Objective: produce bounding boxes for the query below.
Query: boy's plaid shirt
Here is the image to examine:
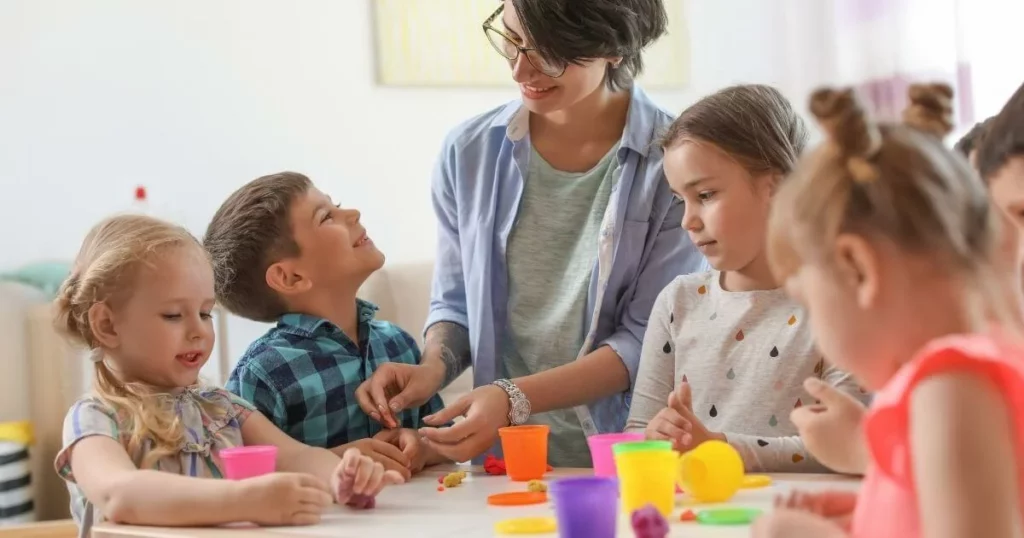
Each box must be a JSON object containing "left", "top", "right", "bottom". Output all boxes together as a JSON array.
[{"left": 226, "top": 300, "right": 445, "bottom": 447}]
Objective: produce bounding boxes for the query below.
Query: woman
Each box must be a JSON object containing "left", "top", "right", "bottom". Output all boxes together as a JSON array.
[{"left": 355, "top": 0, "right": 704, "bottom": 466}]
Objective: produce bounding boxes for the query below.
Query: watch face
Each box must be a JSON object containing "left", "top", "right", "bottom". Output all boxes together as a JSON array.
[{"left": 511, "top": 400, "right": 531, "bottom": 424}]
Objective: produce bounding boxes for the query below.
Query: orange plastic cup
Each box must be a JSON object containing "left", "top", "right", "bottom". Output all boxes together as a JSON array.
[{"left": 499, "top": 425, "right": 550, "bottom": 481}]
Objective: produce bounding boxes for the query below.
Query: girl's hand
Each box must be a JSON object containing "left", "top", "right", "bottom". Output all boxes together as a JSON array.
[
  {"left": 645, "top": 406, "right": 692, "bottom": 451},
  {"left": 752, "top": 508, "right": 849, "bottom": 538},
  {"left": 241, "top": 472, "right": 332, "bottom": 526},
  {"left": 664, "top": 382, "right": 726, "bottom": 451},
  {"left": 417, "top": 384, "right": 511, "bottom": 463},
  {"left": 331, "top": 448, "right": 406, "bottom": 508},
  {"left": 790, "top": 378, "right": 868, "bottom": 475},
  {"left": 776, "top": 490, "right": 857, "bottom": 527}
]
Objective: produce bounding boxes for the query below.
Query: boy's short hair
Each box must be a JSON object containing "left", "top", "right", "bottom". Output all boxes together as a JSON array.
[
  {"left": 978, "top": 82, "right": 1024, "bottom": 181},
  {"left": 953, "top": 117, "right": 992, "bottom": 159},
  {"left": 204, "top": 172, "right": 312, "bottom": 322}
]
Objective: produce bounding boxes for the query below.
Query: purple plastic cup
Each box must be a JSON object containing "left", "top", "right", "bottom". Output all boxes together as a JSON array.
[
  {"left": 550, "top": 476, "right": 619, "bottom": 538},
  {"left": 219, "top": 445, "right": 277, "bottom": 480},
  {"left": 587, "top": 432, "right": 645, "bottom": 477}
]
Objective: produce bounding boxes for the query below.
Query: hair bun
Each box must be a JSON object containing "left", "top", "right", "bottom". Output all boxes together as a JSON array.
[
  {"left": 810, "top": 88, "right": 881, "bottom": 158},
  {"left": 809, "top": 87, "right": 882, "bottom": 183},
  {"left": 903, "top": 83, "right": 954, "bottom": 138}
]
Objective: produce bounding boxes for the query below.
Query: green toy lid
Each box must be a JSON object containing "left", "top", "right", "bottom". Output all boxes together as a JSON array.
[
  {"left": 696, "top": 508, "right": 763, "bottom": 525},
  {"left": 611, "top": 440, "right": 673, "bottom": 455}
]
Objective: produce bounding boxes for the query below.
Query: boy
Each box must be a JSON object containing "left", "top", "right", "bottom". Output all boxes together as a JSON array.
[
  {"left": 979, "top": 83, "right": 1024, "bottom": 314},
  {"left": 954, "top": 117, "right": 993, "bottom": 168},
  {"left": 204, "top": 172, "right": 447, "bottom": 478},
  {"left": 980, "top": 83, "right": 1024, "bottom": 216}
]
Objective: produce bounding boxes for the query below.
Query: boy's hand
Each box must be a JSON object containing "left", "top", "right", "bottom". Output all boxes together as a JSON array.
[
  {"left": 374, "top": 428, "right": 427, "bottom": 473},
  {"left": 791, "top": 378, "right": 868, "bottom": 475},
  {"left": 647, "top": 381, "right": 724, "bottom": 452},
  {"left": 241, "top": 472, "right": 332, "bottom": 526},
  {"left": 339, "top": 438, "right": 412, "bottom": 480},
  {"left": 331, "top": 448, "right": 406, "bottom": 508}
]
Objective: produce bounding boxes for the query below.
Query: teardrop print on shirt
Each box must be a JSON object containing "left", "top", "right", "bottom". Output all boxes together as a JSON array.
[
  {"left": 813, "top": 358, "right": 824, "bottom": 376},
  {"left": 794, "top": 398, "right": 803, "bottom": 409},
  {"left": 735, "top": 329, "right": 744, "bottom": 341},
  {"left": 670, "top": 312, "right": 674, "bottom": 323},
  {"left": 757, "top": 439, "right": 769, "bottom": 447},
  {"left": 788, "top": 315, "right": 797, "bottom": 326},
  {"left": 709, "top": 405, "right": 718, "bottom": 418},
  {"left": 769, "top": 414, "right": 778, "bottom": 427},
  {"left": 697, "top": 285, "right": 707, "bottom": 295},
  {"left": 682, "top": 374, "right": 688, "bottom": 383},
  {"left": 792, "top": 453, "right": 805, "bottom": 463},
  {"left": 726, "top": 368, "right": 736, "bottom": 380},
  {"left": 710, "top": 312, "right": 717, "bottom": 320},
  {"left": 769, "top": 346, "right": 779, "bottom": 358},
  {"left": 663, "top": 342, "right": 672, "bottom": 354}
]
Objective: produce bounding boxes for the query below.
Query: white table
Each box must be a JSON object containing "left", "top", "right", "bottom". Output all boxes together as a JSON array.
[{"left": 93, "top": 465, "right": 861, "bottom": 537}]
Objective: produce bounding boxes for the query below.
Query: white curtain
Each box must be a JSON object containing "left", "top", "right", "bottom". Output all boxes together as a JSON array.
[{"left": 773, "top": 0, "right": 1023, "bottom": 136}]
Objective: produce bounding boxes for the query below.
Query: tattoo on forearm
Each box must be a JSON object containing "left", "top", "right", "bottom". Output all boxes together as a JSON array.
[{"left": 426, "top": 322, "right": 472, "bottom": 387}]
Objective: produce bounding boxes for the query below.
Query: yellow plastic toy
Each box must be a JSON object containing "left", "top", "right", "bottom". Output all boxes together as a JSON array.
[
  {"left": 741, "top": 474, "right": 773, "bottom": 489},
  {"left": 676, "top": 440, "right": 744, "bottom": 503},
  {"left": 613, "top": 441, "right": 678, "bottom": 517}
]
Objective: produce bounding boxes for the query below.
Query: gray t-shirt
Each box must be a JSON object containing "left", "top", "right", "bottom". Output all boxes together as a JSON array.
[
  {"left": 625, "top": 271, "right": 868, "bottom": 472},
  {"left": 502, "top": 144, "right": 618, "bottom": 467}
]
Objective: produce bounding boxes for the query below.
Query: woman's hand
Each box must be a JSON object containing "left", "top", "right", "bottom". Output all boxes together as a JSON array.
[
  {"left": 417, "top": 385, "right": 511, "bottom": 463},
  {"left": 355, "top": 362, "right": 445, "bottom": 427}
]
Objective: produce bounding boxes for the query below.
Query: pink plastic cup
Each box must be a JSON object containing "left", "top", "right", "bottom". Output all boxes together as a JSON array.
[
  {"left": 219, "top": 445, "right": 278, "bottom": 480},
  {"left": 586, "top": 433, "right": 645, "bottom": 477}
]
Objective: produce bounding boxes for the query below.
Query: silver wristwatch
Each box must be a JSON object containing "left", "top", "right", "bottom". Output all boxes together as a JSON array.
[{"left": 492, "top": 378, "right": 531, "bottom": 426}]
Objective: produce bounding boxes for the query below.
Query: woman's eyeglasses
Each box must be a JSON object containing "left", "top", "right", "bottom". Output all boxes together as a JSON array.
[{"left": 482, "top": 5, "right": 567, "bottom": 78}]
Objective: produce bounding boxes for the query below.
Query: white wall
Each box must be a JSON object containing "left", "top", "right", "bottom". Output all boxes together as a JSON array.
[
  {"left": 1, "top": 0, "right": 800, "bottom": 365},
  {"left": 9, "top": 1, "right": 1015, "bottom": 374}
]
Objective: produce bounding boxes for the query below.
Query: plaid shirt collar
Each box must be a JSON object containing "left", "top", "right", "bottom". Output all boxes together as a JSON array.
[{"left": 275, "top": 299, "right": 379, "bottom": 338}]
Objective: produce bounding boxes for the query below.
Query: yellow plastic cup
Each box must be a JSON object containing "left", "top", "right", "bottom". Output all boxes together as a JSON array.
[
  {"left": 676, "top": 440, "right": 744, "bottom": 503},
  {"left": 612, "top": 441, "right": 678, "bottom": 517}
]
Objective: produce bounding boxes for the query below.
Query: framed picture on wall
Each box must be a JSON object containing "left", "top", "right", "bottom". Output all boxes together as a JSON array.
[{"left": 371, "top": 0, "right": 689, "bottom": 89}]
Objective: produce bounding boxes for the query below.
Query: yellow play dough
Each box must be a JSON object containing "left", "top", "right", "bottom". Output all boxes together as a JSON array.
[{"left": 495, "top": 517, "right": 557, "bottom": 534}]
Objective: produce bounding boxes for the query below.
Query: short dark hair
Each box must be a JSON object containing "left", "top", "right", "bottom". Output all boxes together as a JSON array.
[
  {"left": 660, "top": 84, "right": 808, "bottom": 176},
  {"left": 203, "top": 172, "right": 311, "bottom": 322},
  {"left": 511, "top": 0, "right": 668, "bottom": 91},
  {"left": 977, "top": 81, "right": 1024, "bottom": 181},
  {"left": 954, "top": 117, "right": 993, "bottom": 159}
]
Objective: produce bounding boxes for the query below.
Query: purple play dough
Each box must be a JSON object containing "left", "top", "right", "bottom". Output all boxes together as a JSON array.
[
  {"left": 346, "top": 494, "right": 376, "bottom": 509},
  {"left": 630, "top": 504, "right": 669, "bottom": 538}
]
